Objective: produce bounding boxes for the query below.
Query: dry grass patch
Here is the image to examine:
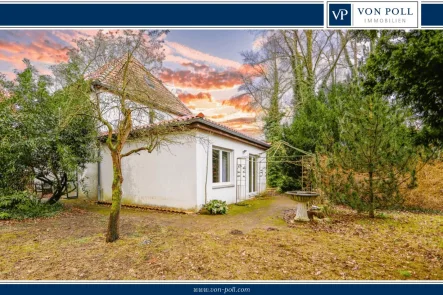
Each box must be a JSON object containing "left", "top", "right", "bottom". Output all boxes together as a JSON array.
[
  {"left": 402, "top": 160, "right": 443, "bottom": 211},
  {"left": 0, "top": 196, "right": 442, "bottom": 280}
]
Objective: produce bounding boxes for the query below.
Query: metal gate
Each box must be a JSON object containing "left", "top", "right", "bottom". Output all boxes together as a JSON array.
[
  {"left": 236, "top": 156, "right": 267, "bottom": 203},
  {"left": 236, "top": 158, "right": 247, "bottom": 202}
]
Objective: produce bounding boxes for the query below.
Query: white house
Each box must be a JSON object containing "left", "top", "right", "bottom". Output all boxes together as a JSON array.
[{"left": 80, "top": 56, "right": 270, "bottom": 211}]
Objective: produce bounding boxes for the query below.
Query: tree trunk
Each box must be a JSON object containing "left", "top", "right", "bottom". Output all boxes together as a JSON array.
[
  {"left": 338, "top": 31, "right": 357, "bottom": 79},
  {"left": 368, "top": 170, "right": 375, "bottom": 218},
  {"left": 267, "top": 56, "right": 281, "bottom": 142},
  {"left": 47, "top": 173, "right": 67, "bottom": 205},
  {"left": 305, "top": 30, "right": 315, "bottom": 97},
  {"left": 106, "top": 152, "right": 123, "bottom": 243},
  {"left": 289, "top": 30, "right": 304, "bottom": 109}
]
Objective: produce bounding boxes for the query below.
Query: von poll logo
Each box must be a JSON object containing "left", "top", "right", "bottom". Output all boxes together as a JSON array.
[
  {"left": 328, "top": 2, "right": 418, "bottom": 28},
  {"left": 332, "top": 9, "right": 348, "bottom": 20},
  {"left": 329, "top": 3, "right": 352, "bottom": 26}
]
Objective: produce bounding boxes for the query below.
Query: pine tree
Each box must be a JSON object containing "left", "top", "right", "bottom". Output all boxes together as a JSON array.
[{"left": 333, "top": 95, "right": 416, "bottom": 217}]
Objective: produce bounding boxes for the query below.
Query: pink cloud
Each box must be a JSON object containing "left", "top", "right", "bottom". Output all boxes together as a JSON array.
[
  {"left": 0, "top": 30, "right": 126, "bottom": 74},
  {"left": 0, "top": 40, "right": 24, "bottom": 54},
  {"left": 0, "top": 30, "right": 265, "bottom": 137},
  {"left": 51, "top": 31, "right": 86, "bottom": 46},
  {"left": 177, "top": 91, "right": 213, "bottom": 104},
  {"left": 160, "top": 67, "right": 244, "bottom": 90},
  {"left": 164, "top": 54, "right": 193, "bottom": 65},
  {"left": 3, "top": 71, "right": 15, "bottom": 80},
  {"left": 222, "top": 93, "right": 255, "bottom": 113},
  {"left": 220, "top": 116, "right": 260, "bottom": 136},
  {"left": 0, "top": 31, "right": 70, "bottom": 71},
  {"left": 180, "top": 62, "right": 210, "bottom": 72}
]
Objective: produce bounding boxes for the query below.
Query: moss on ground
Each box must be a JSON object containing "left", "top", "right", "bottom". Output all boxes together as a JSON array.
[{"left": 227, "top": 198, "right": 273, "bottom": 215}]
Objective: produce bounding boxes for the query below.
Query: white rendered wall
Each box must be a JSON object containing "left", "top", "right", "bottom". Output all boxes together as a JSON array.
[
  {"left": 78, "top": 162, "right": 98, "bottom": 199},
  {"left": 195, "top": 130, "right": 267, "bottom": 208},
  {"left": 79, "top": 130, "right": 267, "bottom": 211},
  {"left": 85, "top": 136, "right": 198, "bottom": 210}
]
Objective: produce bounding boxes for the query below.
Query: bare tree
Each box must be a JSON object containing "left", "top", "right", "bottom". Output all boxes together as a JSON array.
[
  {"left": 53, "top": 30, "right": 194, "bottom": 242},
  {"left": 240, "top": 34, "right": 292, "bottom": 141},
  {"left": 278, "top": 30, "right": 356, "bottom": 105}
]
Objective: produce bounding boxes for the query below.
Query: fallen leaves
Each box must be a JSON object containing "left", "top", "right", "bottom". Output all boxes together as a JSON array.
[{"left": 0, "top": 197, "right": 442, "bottom": 280}]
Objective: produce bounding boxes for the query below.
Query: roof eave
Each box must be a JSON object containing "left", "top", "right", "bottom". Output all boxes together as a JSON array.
[
  {"left": 188, "top": 118, "right": 270, "bottom": 150},
  {"left": 98, "top": 115, "right": 270, "bottom": 150}
]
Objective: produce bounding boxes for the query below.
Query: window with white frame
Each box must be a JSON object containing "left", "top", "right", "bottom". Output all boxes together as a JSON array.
[{"left": 212, "top": 148, "right": 232, "bottom": 183}]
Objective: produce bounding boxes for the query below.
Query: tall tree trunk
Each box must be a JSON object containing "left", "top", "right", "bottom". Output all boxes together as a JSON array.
[
  {"left": 266, "top": 56, "right": 281, "bottom": 142},
  {"left": 289, "top": 50, "right": 299, "bottom": 108},
  {"left": 106, "top": 152, "right": 123, "bottom": 243},
  {"left": 368, "top": 170, "right": 375, "bottom": 218},
  {"left": 338, "top": 30, "right": 357, "bottom": 79},
  {"left": 285, "top": 30, "right": 304, "bottom": 109},
  {"left": 265, "top": 54, "right": 283, "bottom": 188},
  {"left": 305, "top": 30, "right": 315, "bottom": 96}
]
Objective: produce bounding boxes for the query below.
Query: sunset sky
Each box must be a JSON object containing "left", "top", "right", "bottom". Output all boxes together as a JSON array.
[{"left": 0, "top": 30, "right": 263, "bottom": 137}]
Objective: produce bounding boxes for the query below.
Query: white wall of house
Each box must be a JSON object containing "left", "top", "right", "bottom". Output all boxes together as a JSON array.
[
  {"left": 78, "top": 162, "right": 98, "bottom": 200},
  {"left": 98, "top": 136, "right": 198, "bottom": 210},
  {"left": 79, "top": 129, "right": 267, "bottom": 211},
  {"left": 80, "top": 92, "right": 180, "bottom": 200},
  {"left": 195, "top": 130, "right": 267, "bottom": 208}
]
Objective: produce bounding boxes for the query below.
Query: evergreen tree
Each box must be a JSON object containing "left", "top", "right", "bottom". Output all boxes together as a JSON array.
[
  {"left": 332, "top": 94, "right": 417, "bottom": 217},
  {"left": 364, "top": 30, "right": 443, "bottom": 144},
  {"left": 279, "top": 84, "right": 351, "bottom": 191}
]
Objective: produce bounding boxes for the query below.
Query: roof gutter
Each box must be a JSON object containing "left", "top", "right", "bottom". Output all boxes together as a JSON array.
[
  {"left": 192, "top": 118, "right": 271, "bottom": 150},
  {"left": 96, "top": 113, "right": 271, "bottom": 150}
]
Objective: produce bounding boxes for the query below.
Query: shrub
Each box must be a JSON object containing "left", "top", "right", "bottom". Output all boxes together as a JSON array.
[
  {"left": 0, "top": 190, "right": 63, "bottom": 220},
  {"left": 204, "top": 200, "right": 228, "bottom": 215},
  {"left": 0, "top": 212, "right": 11, "bottom": 219}
]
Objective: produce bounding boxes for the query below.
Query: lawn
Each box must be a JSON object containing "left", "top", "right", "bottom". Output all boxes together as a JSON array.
[{"left": 0, "top": 195, "right": 442, "bottom": 280}]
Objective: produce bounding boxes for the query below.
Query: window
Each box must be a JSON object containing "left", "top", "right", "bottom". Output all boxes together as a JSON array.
[{"left": 212, "top": 148, "right": 232, "bottom": 183}]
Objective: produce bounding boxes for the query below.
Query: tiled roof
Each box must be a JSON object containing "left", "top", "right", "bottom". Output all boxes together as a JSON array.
[
  {"left": 127, "top": 113, "right": 271, "bottom": 149},
  {"left": 88, "top": 55, "right": 192, "bottom": 117}
]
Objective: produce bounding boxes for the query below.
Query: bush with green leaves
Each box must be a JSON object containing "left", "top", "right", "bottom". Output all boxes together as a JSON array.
[
  {"left": 0, "top": 62, "right": 98, "bottom": 204},
  {"left": 0, "top": 190, "right": 63, "bottom": 220},
  {"left": 204, "top": 200, "right": 228, "bottom": 215}
]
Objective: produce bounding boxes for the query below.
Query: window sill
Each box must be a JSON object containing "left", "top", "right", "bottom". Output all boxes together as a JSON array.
[{"left": 212, "top": 183, "right": 235, "bottom": 189}]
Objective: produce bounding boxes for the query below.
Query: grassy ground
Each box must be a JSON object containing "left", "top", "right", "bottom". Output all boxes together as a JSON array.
[{"left": 0, "top": 195, "right": 442, "bottom": 280}]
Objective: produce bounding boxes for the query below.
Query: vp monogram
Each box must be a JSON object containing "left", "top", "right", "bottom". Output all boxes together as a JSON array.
[{"left": 332, "top": 9, "right": 349, "bottom": 20}]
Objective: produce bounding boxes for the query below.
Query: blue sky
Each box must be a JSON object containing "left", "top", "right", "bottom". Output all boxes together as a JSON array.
[{"left": 167, "top": 30, "right": 256, "bottom": 63}]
